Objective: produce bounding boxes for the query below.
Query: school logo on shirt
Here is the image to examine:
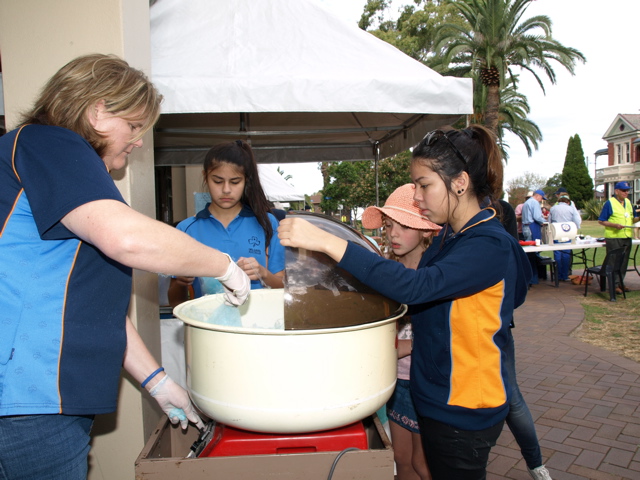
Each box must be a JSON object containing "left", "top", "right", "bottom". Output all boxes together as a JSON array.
[{"left": 248, "top": 236, "right": 262, "bottom": 255}]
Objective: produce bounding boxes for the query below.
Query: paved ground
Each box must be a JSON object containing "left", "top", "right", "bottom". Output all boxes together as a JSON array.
[{"left": 487, "top": 270, "right": 640, "bottom": 479}]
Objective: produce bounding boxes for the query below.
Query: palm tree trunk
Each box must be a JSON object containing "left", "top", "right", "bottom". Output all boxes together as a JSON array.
[{"left": 484, "top": 84, "right": 500, "bottom": 134}]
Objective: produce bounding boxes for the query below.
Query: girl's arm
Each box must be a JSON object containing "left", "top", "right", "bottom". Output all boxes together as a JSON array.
[
  {"left": 397, "top": 339, "right": 412, "bottom": 359},
  {"left": 277, "top": 218, "right": 348, "bottom": 262}
]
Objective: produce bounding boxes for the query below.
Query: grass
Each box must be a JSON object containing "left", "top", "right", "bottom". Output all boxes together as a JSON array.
[
  {"left": 574, "top": 289, "right": 640, "bottom": 363},
  {"left": 565, "top": 220, "right": 640, "bottom": 362}
]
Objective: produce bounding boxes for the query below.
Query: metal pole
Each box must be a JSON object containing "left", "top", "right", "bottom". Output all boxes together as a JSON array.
[{"left": 375, "top": 144, "right": 380, "bottom": 207}]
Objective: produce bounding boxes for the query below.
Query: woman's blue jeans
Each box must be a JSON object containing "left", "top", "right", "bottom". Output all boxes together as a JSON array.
[
  {"left": 0, "top": 414, "right": 94, "bottom": 480},
  {"left": 505, "top": 329, "right": 543, "bottom": 469}
]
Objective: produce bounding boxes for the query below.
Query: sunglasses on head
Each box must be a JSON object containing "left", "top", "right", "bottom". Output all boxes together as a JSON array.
[{"left": 421, "top": 129, "right": 467, "bottom": 165}]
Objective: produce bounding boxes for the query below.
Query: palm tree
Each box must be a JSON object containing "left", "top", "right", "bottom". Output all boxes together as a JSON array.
[
  {"left": 497, "top": 81, "right": 542, "bottom": 158},
  {"left": 471, "top": 77, "right": 542, "bottom": 159},
  {"left": 433, "top": 0, "right": 586, "bottom": 133}
]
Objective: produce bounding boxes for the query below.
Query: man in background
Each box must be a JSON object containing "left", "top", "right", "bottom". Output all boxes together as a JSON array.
[
  {"left": 515, "top": 191, "right": 532, "bottom": 241},
  {"left": 522, "top": 189, "right": 548, "bottom": 243},
  {"left": 522, "top": 189, "right": 548, "bottom": 285},
  {"left": 598, "top": 181, "right": 639, "bottom": 293}
]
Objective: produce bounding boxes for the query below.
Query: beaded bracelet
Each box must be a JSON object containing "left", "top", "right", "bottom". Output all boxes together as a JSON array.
[{"left": 141, "top": 367, "right": 165, "bottom": 388}]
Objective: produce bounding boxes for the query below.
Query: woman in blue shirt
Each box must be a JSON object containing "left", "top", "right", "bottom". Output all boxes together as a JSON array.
[
  {"left": 169, "top": 141, "right": 285, "bottom": 304},
  {"left": 0, "top": 54, "right": 250, "bottom": 480},
  {"left": 279, "top": 125, "right": 532, "bottom": 480}
]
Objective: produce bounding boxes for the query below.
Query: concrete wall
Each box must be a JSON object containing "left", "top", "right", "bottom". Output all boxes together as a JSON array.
[{"left": 0, "top": 1, "right": 162, "bottom": 478}]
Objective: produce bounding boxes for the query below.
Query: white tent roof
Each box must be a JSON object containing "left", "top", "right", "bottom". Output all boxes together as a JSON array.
[
  {"left": 150, "top": 0, "right": 473, "bottom": 166},
  {"left": 194, "top": 163, "right": 304, "bottom": 211},
  {"left": 257, "top": 164, "right": 305, "bottom": 202}
]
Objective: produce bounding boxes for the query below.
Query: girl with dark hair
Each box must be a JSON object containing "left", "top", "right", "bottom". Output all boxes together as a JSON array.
[
  {"left": 278, "top": 125, "right": 532, "bottom": 480},
  {"left": 169, "top": 140, "right": 285, "bottom": 304}
]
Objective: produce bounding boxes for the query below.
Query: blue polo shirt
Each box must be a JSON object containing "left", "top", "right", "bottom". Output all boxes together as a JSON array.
[
  {"left": 176, "top": 205, "right": 285, "bottom": 292},
  {"left": 0, "top": 125, "right": 131, "bottom": 416}
]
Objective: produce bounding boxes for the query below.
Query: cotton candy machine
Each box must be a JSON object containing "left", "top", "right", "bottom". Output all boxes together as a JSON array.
[
  {"left": 173, "top": 213, "right": 405, "bottom": 434},
  {"left": 542, "top": 221, "right": 579, "bottom": 245}
]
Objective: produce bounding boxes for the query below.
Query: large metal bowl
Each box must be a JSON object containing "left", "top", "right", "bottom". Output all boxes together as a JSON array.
[{"left": 174, "top": 289, "right": 405, "bottom": 433}]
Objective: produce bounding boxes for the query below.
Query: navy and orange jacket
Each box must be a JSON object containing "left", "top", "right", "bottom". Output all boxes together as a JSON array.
[{"left": 339, "top": 208, "right": 532, "bottom": 430}]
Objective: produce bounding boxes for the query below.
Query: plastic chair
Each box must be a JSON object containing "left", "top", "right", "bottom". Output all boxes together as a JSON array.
[
  {"left": 582, "top": 247, "right": 627, "bottom": 301},
  {"left": 536, "top": 255, "right": 559, "bottom": 287}
]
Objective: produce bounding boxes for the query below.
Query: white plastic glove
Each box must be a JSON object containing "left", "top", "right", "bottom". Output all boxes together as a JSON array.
[
  {"left": 149, "top": 375, "right": 204, "bottom": 430},
  {"left": 215, "top": 253, "right": 251, "bottom": 306}
]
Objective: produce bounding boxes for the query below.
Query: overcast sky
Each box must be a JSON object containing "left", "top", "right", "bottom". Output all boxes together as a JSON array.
[{"left": 279, "top": 0, "right": 639, "bottom": 197}]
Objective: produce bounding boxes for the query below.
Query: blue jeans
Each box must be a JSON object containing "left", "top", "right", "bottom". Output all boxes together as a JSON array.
[
  {"left": 418, "top": 416, "right": 504, "bottom": 480},
  {"left": 505, "top": 330, "right": 543, "bottom": 470},
  {"left": 0, "top": 414, "right": 94, "bottom": 480},
  {"left": 523, "top": 224, "right": 542, "bottom": 284},
  {"left": 553, "top": 248, "right": 571, "bottom": 281}
]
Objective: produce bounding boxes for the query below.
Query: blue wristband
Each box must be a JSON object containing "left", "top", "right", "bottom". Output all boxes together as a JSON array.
[{"left": 141, "top": 367, "right": 165, "bottom": 388}]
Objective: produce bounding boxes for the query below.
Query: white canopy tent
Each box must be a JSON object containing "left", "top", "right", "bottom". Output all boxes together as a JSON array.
[
  {"left": 150, "top": 0, "right": 473, "bottom": 167},
  {"left": 257, "top": 165, "right": 305, "bottom": 202}
]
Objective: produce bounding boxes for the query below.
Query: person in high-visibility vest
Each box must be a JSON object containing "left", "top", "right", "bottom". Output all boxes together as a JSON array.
[{"left": 598, "top": 181, "right": 640, "bottom": 293}]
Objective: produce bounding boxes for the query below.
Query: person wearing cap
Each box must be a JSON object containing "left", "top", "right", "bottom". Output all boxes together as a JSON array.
[
  {"left": 598, "top": 181, "right": 640, "bottom": 293},
  {"left": 521, "top": 189, "right": 548, "bottom": 285},
  {"left": 550, "top": 195, "right": 582, "bottom": 281},
  {"left": 362, "top": 184, "right": 440, "bottom": 480},
  {"left": 553, "top": 187, "right": 577, "bottom": 210},
  {"left": 514, "top": 191, "right": 533, "bottom": 240},
  {"left": 635, "top": 201, "right": 640, "bottom": 240}
]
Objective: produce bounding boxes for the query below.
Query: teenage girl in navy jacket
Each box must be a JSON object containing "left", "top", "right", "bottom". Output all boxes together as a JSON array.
[{"left": 279, "top": 125, "right": 532, "bottom": 480}]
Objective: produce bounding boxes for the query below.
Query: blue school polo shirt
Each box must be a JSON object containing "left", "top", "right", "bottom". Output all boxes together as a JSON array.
[
  {"left": 177, "top": 204, "right": 285, "bottom": 291},
  {"left": 0, "top": 125, "right": 131, "bottom": 416}
]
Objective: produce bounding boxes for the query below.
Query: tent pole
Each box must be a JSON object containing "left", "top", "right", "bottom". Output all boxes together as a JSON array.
[{"left": 375, "top": 143, "right": 380, "bottom": 207}]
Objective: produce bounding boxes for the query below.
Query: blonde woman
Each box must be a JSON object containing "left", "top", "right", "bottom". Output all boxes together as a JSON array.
[{"left": 0, "top": 54, "right": 250, "bottom": 479}]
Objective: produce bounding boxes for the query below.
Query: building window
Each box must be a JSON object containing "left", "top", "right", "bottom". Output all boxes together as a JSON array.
[
  {"left": 617, "top": 144, "right": 622, "bottom": 164},
  {"left": 626, "top": 142, "right": 630, "bottom": 163}
]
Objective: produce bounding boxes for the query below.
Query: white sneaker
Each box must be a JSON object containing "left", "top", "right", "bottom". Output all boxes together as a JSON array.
[{"left": 528, "top": 465, "right": 552, "bottom": 480}]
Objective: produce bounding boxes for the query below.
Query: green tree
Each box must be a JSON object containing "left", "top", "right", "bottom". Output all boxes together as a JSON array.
[
  {"left": 433, "top": 0, "right": 586, "bottom": 133},
  {"left": 560, "top": 134, "right": 593, "bottom": 209},
  {"left": 359, "top": 0, "right": 461, "bottom": 62},
  {"left": 320, "top": 161, "right": 369, "bottom": 217},
  {"left": 358, "top": 1, "right": 546, "bottom": 157},
  {"left": 320, "top": 153, "right": 412, "bottom": 217},
  {"left": 545, "top": 173, "right": 562, "bottom": 189},
  {"left": 505, "top": 171, "right": 548, "bottom": 207}
]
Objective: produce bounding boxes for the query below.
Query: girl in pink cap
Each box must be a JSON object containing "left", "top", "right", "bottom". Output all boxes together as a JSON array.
[{"left": 362, "top": 184, "right": 440, "bottom": 480}]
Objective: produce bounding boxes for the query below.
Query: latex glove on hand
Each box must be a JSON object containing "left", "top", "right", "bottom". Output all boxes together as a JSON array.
[
  {"left": 215, "top": 253, "right": 251, "bottom": 306},
  {"left": 149, "top": 375, "right": 205, "bottom": 430}
]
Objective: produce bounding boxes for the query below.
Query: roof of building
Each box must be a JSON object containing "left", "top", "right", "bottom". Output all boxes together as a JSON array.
[{"left": 618, "top": 114, "right": 640, "bottom": 130}]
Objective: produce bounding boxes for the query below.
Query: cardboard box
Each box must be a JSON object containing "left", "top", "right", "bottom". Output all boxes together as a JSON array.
[{"left": 135, "top": 415, "right": 394, "bottom": 480}]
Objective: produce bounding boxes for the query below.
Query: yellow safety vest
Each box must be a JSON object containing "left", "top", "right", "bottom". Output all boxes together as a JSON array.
[{"left": 604, "top": 197, "right": 633, "bottom": 239}]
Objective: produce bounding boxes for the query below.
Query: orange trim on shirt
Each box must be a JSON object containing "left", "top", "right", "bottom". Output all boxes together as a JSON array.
[{"left": 448, "top": 280, "right": 507, "bottom": 409}]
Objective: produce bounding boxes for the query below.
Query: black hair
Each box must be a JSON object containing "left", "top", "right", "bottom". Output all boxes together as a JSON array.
[
  {"left": 411, "top": 124, "right": 504, "bottom": 219},
  {"left": 202, "top": 140, "right": 274, "bottom": 245}
]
